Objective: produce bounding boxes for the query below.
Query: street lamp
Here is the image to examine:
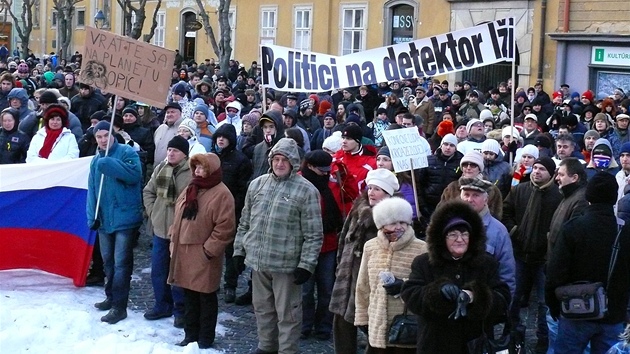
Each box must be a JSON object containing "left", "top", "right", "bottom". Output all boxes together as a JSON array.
[{"left": 94, "top": 10, "right": 106, "bottom": 28}]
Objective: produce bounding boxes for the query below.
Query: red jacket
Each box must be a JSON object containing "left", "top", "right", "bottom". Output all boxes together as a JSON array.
[{"left": 330, "top": 145, "right": 377, "bottom": 217}]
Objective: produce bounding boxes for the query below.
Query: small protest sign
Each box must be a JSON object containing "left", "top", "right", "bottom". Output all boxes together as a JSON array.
[
  {"left": 382, "top": 129, "right": 429, "bottom": 172},
  {"left": 79, "top": 27, "right": 174, "bottom": 108}
]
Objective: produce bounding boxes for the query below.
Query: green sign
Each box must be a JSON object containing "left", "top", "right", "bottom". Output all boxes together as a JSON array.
[{"left": 594, "top": 48, "right": 605, "bottom": 62}]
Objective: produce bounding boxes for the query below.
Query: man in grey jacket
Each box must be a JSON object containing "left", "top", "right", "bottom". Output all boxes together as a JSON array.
[{"left": 233, "top": 138, "right": 323, "bottom": 354}]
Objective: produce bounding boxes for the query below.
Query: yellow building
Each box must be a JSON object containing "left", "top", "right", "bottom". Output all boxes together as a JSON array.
[{"left": 26, "top": 0, "right": 630, "bottom": 93}]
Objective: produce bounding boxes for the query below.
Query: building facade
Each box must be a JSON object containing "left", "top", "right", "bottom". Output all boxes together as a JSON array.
[{"left": 23, "top": 0, "right": 630, "bottom": 95}]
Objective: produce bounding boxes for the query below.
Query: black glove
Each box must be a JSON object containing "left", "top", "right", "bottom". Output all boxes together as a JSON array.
[
  {"left": 449, "top": 291, "right": 472, "bottom": 320},
  {"left": 232, "top": 255, "right": 246, "bottom": 274},
  {"left": 89, "top": 220, "right": 101, "bottom": 230},
  {"left": 383, "top": 277, "right": 404, "bottom": 296},
  {"left": 358, "top": 325, "right": 369, "bottom": 335},
  {"left": 440, "top": 283, "right": 460, "bottom": 302},
  {"left": 293, "top": 267, "right": 312, "bottom": 285}
]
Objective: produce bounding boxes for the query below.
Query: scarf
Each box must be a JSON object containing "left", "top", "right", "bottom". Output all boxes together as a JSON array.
[
  {"left": 155, "top": 159, "right": 187, "bottom": 205},
  {"left": 302, "top": 167, "right": 343, "bottom": 233},
  {"left": 39, "top": 127, "right": 63, "bottom": 159},
  {"left": 518, "top": 178, "right": 555, "bottom": 253},
  {"left": 182, "top": 168, "right": 223, "bottom": 220}
]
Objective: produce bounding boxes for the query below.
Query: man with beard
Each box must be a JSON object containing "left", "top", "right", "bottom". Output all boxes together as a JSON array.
[{"left": 581, "top": 130, "right": 600, "bottom": 164}]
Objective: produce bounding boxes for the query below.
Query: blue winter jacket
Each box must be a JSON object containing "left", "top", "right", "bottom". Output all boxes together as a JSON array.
[
  {"left": 482, "top": 208, "right": 516, "bottom": 297},
  {"left": 86, "top": 140, "right": 143, "bottom": 234}
]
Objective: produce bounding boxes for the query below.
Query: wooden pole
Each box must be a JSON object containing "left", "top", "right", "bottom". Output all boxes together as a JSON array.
[{"left": 410, "top": 158, "right": 421, "bottom": 220}]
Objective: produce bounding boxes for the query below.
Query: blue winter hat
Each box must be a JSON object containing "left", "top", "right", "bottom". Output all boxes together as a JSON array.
[
  {"left": 621, "top": 142, "right": 630, "bottom": 156},
  {"left": 346, "top": 112, "right": 361, "bottom": 124},
  {"left": 194, "top": 104, "right": 209, "bottom": 120}
]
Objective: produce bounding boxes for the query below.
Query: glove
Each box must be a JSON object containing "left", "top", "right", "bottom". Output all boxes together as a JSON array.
[
  {"left": 358, "top": 325, "right": 369, "bottom": 335},
  {"left": 232, "top": 255, "right": 246, "bottom": 274},
  {"left": 440, "top": 283, "right": 460, "bottom": 302},
  {"left": 449, "top": 291, "right": 472, "bottom": 320},
  {"left": 89, "top": 220, "right": 101, "bottom": 230},
  {"left": 383, "top": 277, "right": 404, "bottom": 296},
  {"left": 293, "top": 267, "right": 312, "bottom": 285}
]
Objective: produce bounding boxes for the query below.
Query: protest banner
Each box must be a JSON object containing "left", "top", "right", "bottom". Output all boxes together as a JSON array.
[
  {"left": 79, "top": 27, "right": 174, "bottom": 108},
  {"left": 382, "top": 129, "right": 429, "bottom": 172},
  {"left": 0, "top": 157, "right": 94, "bottom": 287},
  {"left": 261, "top": 18, "right": 514, "bottom": 92}
]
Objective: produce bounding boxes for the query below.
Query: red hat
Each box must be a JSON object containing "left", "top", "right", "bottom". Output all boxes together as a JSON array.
[
  {"left": 581, "top": 90, "right": 594, "bottom": 102},
  {"left": 437, "top": 120, "right": 455, "bottom": 138},
  {"left": 43, "top": 104, "right": 69, "bottom": 128},
  {"left": 552, "top": 91, "right": 563, "bottom": 100},
  {"left": 318, "top": 100, "right": 332, "bottom": 115}
]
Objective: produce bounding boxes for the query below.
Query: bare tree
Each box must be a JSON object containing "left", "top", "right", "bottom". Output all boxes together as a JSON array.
[
  {"left": 195, "top": 0, "right": 232, "bottom": 77},
  {"left": 116, "top": 0, "right": 162, "bottom": 41},
  {"left": 1, "top": 0, "right": 35, "bottom": 59},
  {"left": 53, "top": 0, "right": 83, "bottom": 60}
]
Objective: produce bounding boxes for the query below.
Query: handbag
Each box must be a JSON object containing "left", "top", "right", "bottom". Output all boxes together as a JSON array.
[
  {"left": 388, "top": 304, "right": 418, "bottom": 345},
  {"left": 554, "top": 223, "right": 623, "bottom": 320},
  {"left": 468, "top": 295, "right": 523, "bottom": 354}
]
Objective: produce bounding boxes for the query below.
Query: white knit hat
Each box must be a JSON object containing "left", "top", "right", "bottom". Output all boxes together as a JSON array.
[
  {"left": 460, "top": 151, "right": 485, "bottom": 170},
  {"left": 441, "top": 133, "right": 458, "bottom": 147},
  {"left": 502, "top": 126, "right": 519, "bottom": 138},
  {"left": 520, "top": 144, "right": 539, "bottom": 159},
  {"left": 178, "top": 118, "right": 198, "bottom": 137},
  {"left": 481, "top": 139, "right": 501, "bottom": 156},
  {"left": 372, "top": 197, "right": 413, "bottom": 229},
  {"left": 365, "top": 168, "right": 400, "bottom": 196},
  {"left": 479, "top": 109, "right": 494, "bottom": 121},
  {"left": 466, "top": 119, "right": 482, "bottom": 133},
  {"left": 322, "top": 131, "right": 343, "bottom": 153}
]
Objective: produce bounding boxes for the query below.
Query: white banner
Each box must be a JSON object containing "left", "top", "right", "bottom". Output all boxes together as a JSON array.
[
  {"left": 382, "top": 129, "right": 429, "bottom": 172},
  {"left": 261, "top": 18, "right": 514, "bottom": 92}
]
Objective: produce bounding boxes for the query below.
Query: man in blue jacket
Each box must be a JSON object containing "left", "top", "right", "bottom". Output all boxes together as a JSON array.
[{"left": 87, "top": 120, "right": 143, "bottom": 324}]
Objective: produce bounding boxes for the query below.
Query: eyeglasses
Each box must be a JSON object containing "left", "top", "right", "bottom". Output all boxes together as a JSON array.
[
  {"left": 446, "top": 231, "right": 470, "bottom": 241},
  {"left": 461, "top": 162, "right": 478, "bottom": 168}
]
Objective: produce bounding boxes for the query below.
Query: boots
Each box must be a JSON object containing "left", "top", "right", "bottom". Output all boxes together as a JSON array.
[{"left": 101, "top": 308, "right": 127, "bottom": 324}]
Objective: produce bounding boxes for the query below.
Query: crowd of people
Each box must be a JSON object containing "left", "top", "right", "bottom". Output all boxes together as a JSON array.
[{"left": 5, "top": 52, "right": 630, "bottom": 354}]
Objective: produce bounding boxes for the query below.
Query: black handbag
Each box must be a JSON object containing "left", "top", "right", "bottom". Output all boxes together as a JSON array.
[
  {"left": 388, "top": 305, "right": 418, "bottom": 345},
  {"left": 554, "top": 223, "right": 622, "bottom": 320},
  {"left": 468, "top": 295, "right": 523, "bottom": 354}
]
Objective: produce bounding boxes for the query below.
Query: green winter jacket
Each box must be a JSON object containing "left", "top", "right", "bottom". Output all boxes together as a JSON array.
[{"left": 233, "top": 138, "right": 323, "bottom": 273}]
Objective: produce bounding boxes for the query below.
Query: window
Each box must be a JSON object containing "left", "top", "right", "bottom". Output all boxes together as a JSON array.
[
  {"left": 228, "top": 8, "right": 236, "bottom": 59},
  {"left": 152, "top": 12, "right": 165, "bottom": 48},
  {"left": 33, "top": 0, "right": 40, "bottom": 28},
  {"left": 52, "top": 12, "right": 58, "bottom": 28},
  {"left": 76, "top": 8, "right": 85, "bottom": 28},
  {"left": 260, "top": 6, "right": 277, "bottom": 45},
  {"left": 340, "top": 5, "right": 366, "bottom": 55},
  {"left": 294, "top": 6, "right": 312, "bottom": 51}
]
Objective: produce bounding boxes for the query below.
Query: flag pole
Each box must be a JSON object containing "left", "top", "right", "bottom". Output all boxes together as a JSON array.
[
  {"left": 94, "top": 94, "right": 118, "bottom": 220},
  {"left": 509, "top": 19, "right": 516, "bottom": 166}
]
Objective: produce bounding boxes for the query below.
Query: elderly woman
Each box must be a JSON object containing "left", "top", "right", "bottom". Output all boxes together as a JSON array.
[
  {"left": 168, "top": 153, "right": 236, "bottom": 349},
  {"left": 355, "top": 197, "right": 427, "bottom": 353},
  {"left": 329, "top": 168, "right": 400, "bottom": 354},
  {"left": 26, "top": 104, "right": 78, "bottom": 163},
  {"left": 400, "top": 200, "right": 510, "bottom": 353}
]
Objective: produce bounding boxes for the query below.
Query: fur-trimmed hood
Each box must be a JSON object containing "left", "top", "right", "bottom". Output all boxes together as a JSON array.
[
  {"left": 426, "top": 199, "right": 487, "bottom": 266},
  {"left": 189, "top": 152, "right": 221, "bottom": 176}
]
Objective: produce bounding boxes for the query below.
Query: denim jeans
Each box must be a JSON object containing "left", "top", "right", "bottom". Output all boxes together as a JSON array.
[
  {"left": 99, "top": 228, "right": 135, "bottom": 309},
  {"left": 510, "top": 259, "right": 547, "bottom": 340},
  {"left": 547, "top": 310, "right": 591, "bottom": 354},
  {"left": 554, "top": 318, "right": 622, "bottom": 354},
  {"left": 150, "top": 235, "right": 184, "bottom": 317},
  {"left": 302, "top": 250, "right": 336, "bottom": 336}
]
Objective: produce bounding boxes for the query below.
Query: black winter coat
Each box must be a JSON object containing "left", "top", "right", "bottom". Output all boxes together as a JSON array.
[
  {"left": 123, "top": 122, "right": 155, "bottom": 164},
  {"left": 70, "top": 92, "right": 108, "bottom": 131},
  {"left": 418, "top": 149, "right": 463, "bottom": 215},
  {"left": 546, "top": 204, "right": 630, "bottom": 324},
  {"left": 0, "top": 128, "right": 30, "bottom": 164},
  {"left": 401, "top": 200, "right": 510, "bottom": 354},
  {"left": 212, "top": 124, "right": 252, "bottom": 221}
]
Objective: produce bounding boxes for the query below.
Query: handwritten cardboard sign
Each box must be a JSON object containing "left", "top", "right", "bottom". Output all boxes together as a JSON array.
[
  {"left": 382, "top": 129, "right": 429, "bottom": 172},
  {"left": 79, "top": 27, "right": 175, "bottom": 108}
]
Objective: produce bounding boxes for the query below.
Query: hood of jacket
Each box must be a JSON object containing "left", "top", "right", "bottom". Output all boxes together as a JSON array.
[
  {"left": 7, "top": 88, "right": 29, "bottom": 108},
  {"left": 259, "top": 110, "right": 285, "bottom": 144},
  {"left": 587, "top": 138, "right": 620, "bottom": 169},
  {"left": 212, "top": 123, "right": 237, "bottom": 153},
  {"left": 268, "top": 137, "right": 301, "bottom": 177},
  {"left": 426, "top": 199, "right": 487, "bottom": 266},
  {"left": 189, "top": 152, "right": 221, "bottom": 176}
]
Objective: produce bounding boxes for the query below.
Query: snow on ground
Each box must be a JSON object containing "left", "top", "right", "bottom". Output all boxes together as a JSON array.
[{"left": 0, "top": 269, "right": 226, "bottom": 354}]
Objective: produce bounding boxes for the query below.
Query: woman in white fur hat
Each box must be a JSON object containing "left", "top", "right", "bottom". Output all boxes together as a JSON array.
[{"left": 354, "top": 197, "right": 427, "bottom": 351}]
